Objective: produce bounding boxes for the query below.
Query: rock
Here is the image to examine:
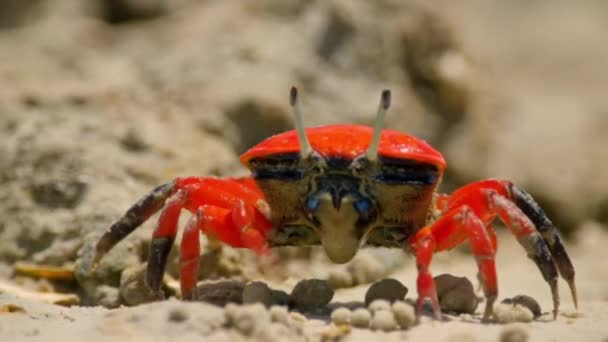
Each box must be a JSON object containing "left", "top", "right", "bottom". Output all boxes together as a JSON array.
[
  {"left": 371, "top": 310, "right": 398, "bottom": 331},
  {"left": 224, "top": 303, "right": 270, "bottom": 337},
  {"left": 500, "top": 324, "right": 529, "bottom": 342},
  {"left": 327, "top": 268, "right": 354, "bottom": 289},
  {"left": 271, "top": 289, "right": 291, "bottom": 307},
  {"left": 290, "top": 279, "right": 334, "bottom": 312},
  {"left": 99, "top": 0, "right": 168, "bottom": 24},
  {"left": 364, "top": 278, "right": 408, "bottom": 305},
  {"left": 434, "top": 274, "right": 478, "bottom": 314},
  {"left": 351, "top": 308, "right": 371, "bottom": 328},
  {"left": 494, "top": 303, "right": 534, "bottom": 324},
  {"left": 368, "top": 299, "right": 391, "bottom": 313},
  {"left": 502, "top": 295, "right": 542, "bottom": 318},
  {"left": 391, "top": 301, "right": 416, "bottom": 329},
  {"left": 94, "top": 285, "right": 121, "bottom": 308},
  {"left": 331, "top": 307, "right": 351, "bottom": 325},
  {"left": 197, "top": 280, "right": 245, "bottom": 307},
  {"left": 119, "top": 264, "right": 162, "bottom": 306},
  {"left": 167, "top": 307, "right": 189, "bottom": 323},
  {"left": 242, "top": 281, "right": 273, "bottom": 307},
  {"left": 269, "top": 306, "right": 290, "bottom": 325}
]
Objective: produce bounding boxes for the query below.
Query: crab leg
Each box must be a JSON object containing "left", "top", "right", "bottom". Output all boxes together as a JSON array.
[
  {"left": 410, "top": 205, "right": 498, "bottom": 321},
  {"left": 179, "top": 202, "right": 271, "bottom": 299},
  {"left": 92, "top": 176, "right": 272, "bottom": 299},
  {"left": 440, "top": 179, "right": 576, "bottom": 318}
]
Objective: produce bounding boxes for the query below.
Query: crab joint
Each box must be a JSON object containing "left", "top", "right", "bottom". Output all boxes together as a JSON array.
[
  {"left": 289, "top": 86, "right": 313, "bottom": 157},
  {"left": 366, "top": 89, "right": 391, "bottom": 161}
]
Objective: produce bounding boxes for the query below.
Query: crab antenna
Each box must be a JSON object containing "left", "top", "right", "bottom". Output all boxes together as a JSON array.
[
  {"left": 290, "top": 86, "right": 313, "bottom": 156},
  {"left": 365, "top": 89, "right": 391, "bottom": 160}
]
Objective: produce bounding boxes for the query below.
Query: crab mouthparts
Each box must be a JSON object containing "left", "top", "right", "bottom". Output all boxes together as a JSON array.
[{"left": 316, "top": 193, "right": 362, "bottom": 263}]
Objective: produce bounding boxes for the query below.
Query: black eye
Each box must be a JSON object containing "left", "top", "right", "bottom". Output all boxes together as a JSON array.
[
  {"left": 305, "top": 196, "right": 320, "bottom": 212},
  {"left": 354, "top": 198, "right": 372, "bottom": 214}
]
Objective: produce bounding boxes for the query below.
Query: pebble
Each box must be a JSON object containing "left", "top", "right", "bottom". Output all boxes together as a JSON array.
[
  {"left": 351, "top": 308, "right": 371, "bottom": 328},
  {"left": 327, "top": 268, "right": 354, "bottom": 289},
  {"left": 242, "top": 281, "right": 273, "bottom": 307},
  {"left": 368, "top": 299, "right": 391, "bottom": 313},
  {"left": 391, "top": 301, "right": 416, "bottom": 329},
  {"left": 271, "top": 289, "right": 291, "bottom": 307},
  {"left": 371, "top": 310, "right": 398, "bottom": 331},
  {"left": 494, "top": 303, "right": 534, "bottom": 324},
  {"left": 167, "top": 308, "right": 189, "bottom": 323},
  {"left": 119, "top": 264, "right": 161, "bottom": 306},
  {"left": 364, "top": 278, "right": 408, "bottom": 305},
  {"left": 197, "top": 280, "right": 244, "bottom": 306},
  {"left": 269, "top": 306, "right": 290, "bottom": 325},
  {"left": 331, "top": 307, "right": 352, "bottom": 325},
  {"left": 290, "top": 279, "right": 334, "bottom": 312},
  {"left": 224, "top": 303, "right": 270, "bottom": 336},
  {"left": 434, "top": 274, "right": 478, "bottom": 314},
  {"left": 502, "top": 295, "right": 542, "bottom": 318},
  {"left": 499, "top": 324, "right": 529, "bottom": 342}
]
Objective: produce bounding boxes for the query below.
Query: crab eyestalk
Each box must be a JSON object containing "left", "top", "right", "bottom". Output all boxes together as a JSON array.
[
  {"left": 290, "top": 86, "right": 313, "bottom": 157},
  {"left": 365, "top": 89, "right": 391, "bottom": 161}
]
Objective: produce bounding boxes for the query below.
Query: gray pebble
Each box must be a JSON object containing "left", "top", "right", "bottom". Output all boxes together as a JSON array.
[
  {"left": 371, "top": 310, "right": 398, "bottom": 331},
  {"left": 168, "top": 308, "right": 189, "bottom": 322},
  {"left": 224, "top": 303, "right": 270, "bottom": 336},
  {"left": 331, "top": 307, "right": 351, "bottom": 325},
  {"left": 391, "top": 301, "right": 416, "bottom": 329},
  {"left": 197, "top": 280, "right": 245, "bottom": 306},
  {"left": 290, "top": 279, "right": 334, "bottom": 312},
  {"left": 328, "top": 268, "right": 354, "bottom": 289},
  {"left": 434, "top": 274, "right": 478, "bottom": 314},
  {"left": 269, "top": 305, "right": 290, "bottom": 325},
  {"left": 351, "top": 308, "right": 371, "bottom": 328},
  {"left": 502, "top": 295, "right": 542, "bottom": 318},
  {"left": 119, "top": 264, "right": 162, "bottom": 306},
  {"left": 368, "top": 299, "right": 391, "bottom": 312},
  {"left": 365, "top": 278, "right": 408, "bottom": 305},
  {"left": 242, "top": 281, "right": 273, "bottom": 307},
  {"left": 500, "top": 324, "right": 529, "bottom": 342},
  {"left": 271, "top": 289, "right": 291, "bottom": 307},
  {"left": 494, "top": 303, "right": 534, "bottom": 323}
]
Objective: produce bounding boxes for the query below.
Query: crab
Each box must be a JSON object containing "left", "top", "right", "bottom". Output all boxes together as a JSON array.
[{"left": 91, "top": 87, "right": 577, "bottom": 321}]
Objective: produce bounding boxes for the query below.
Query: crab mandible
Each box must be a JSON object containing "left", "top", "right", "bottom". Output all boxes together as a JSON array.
[{"left": 92, "top": 87, "right": 577, "bottom": 321}]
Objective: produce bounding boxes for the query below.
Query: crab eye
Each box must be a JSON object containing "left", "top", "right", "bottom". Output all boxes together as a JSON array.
[
  {"left": 305, "top": 196, "right": 320, "bottom": 212},
  {"left": 354, "top": 198, "right": 372, "bottom": 214}
]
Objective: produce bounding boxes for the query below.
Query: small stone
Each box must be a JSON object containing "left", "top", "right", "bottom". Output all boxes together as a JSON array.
[
  {"left": 364, "top": 278, "right": 408, "bottom": 305},
  {"left": 168, "top": 308, "right": 189, "bottom": 322},
  {"left": 119, "top": 264, "right": 161, "bottom": 306},
  {"left": 242, "top": 281, "right": 273, "bottom": 307},
  {"left": 500, "top": 324, "right": 529, "bottom": 342},
  {"left": 371, "top": 310, "right": 398, "bottom": 331},
  {"left": 290, "top": 279, "right": 334, "bottom": 312},
  {"left": 434, "top": 274, "right": 478, "bottom": 314},
  {"left": 368, "top": 299, "right": 391, "bottom": 313},
  {"left": 94, "top": 285, "right": 121, "bottom": 308},
  {"left": 271, "top": 289, "right": 291, "bottom": 307},
  {"left": 269, "top": 306, "right": 290, "bottom": 325},
  {"left": 502, "top": 295, "right": 542, "bottom": 318},
  {"left": 494, "top": 303, "right": 534, "bottom": 324},
  {"left": 351, "top": 308, "right": 371, "bottom": 328},
  {"left": 197, "top": 280, "right": 245, "bottom": 307},
  {"left": 331, "top": 307, "right": 352, "bottom": 325},
  {"left": 391, "top": 301, "right": 416, "bottom": 329},
  {"left": 328, "top": 268, "right": 354, "bottom": 289},
  {"left": 224, "top": 303, "right": 270, "bottom": 336}
]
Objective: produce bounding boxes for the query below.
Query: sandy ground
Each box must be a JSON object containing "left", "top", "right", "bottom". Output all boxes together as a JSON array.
[
  {"left": 1, "top": 223, "right": 607, "bottom": 341},
  {"left": 1, "top": 0, "right": 608, "bottom": 341}
]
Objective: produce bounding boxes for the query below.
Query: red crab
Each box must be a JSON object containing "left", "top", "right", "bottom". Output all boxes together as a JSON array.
[{"left": 92, "top": 87, "right": 577, "bottom": 321}]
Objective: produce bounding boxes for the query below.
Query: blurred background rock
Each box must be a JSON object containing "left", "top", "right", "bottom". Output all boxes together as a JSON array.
[{"left": 0, "top": 0, "right": 606, "bottom": 303}]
